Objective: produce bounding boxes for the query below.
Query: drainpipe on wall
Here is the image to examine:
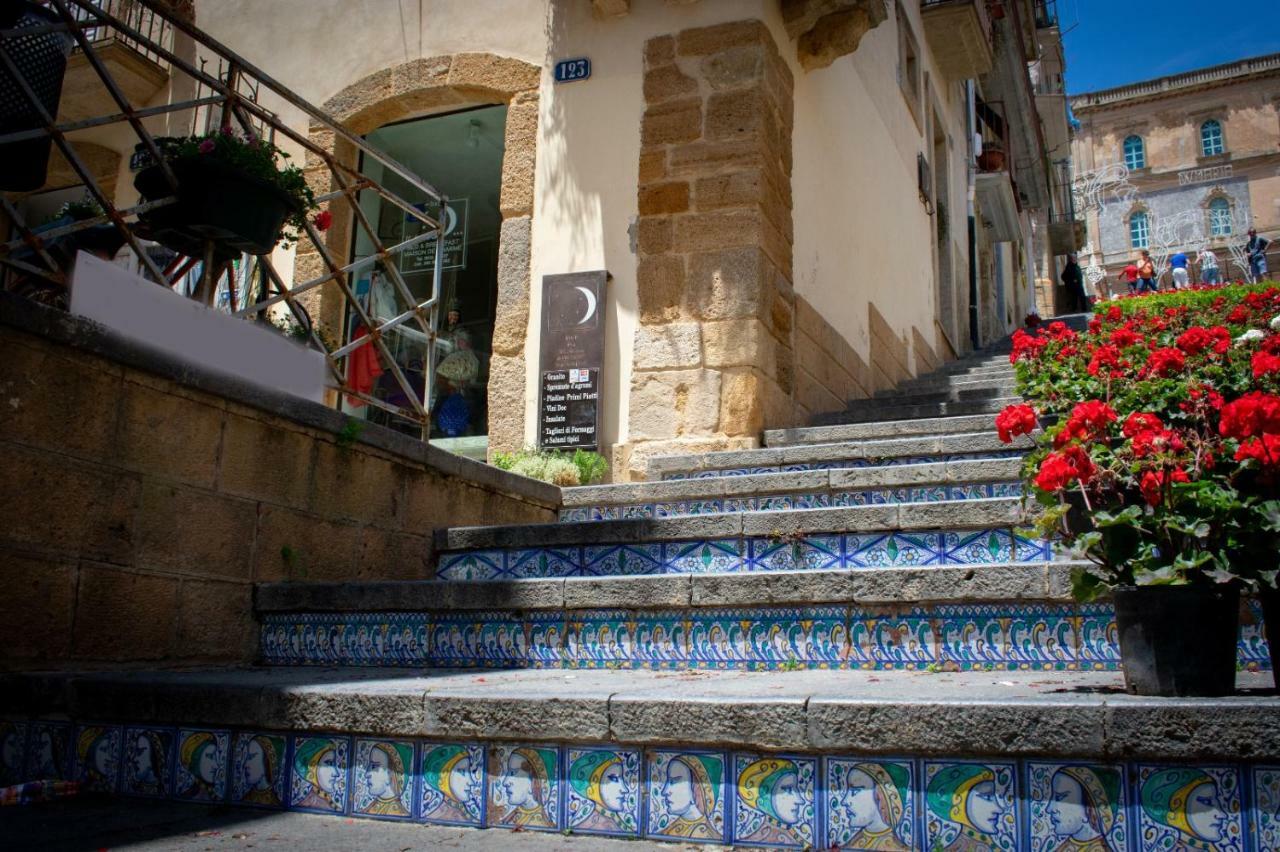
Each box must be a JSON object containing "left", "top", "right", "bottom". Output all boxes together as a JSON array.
[{"left": 965, "top": 81, "right": 980, "bottom": 350}]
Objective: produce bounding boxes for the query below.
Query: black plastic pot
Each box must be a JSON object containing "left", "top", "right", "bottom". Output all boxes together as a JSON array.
[
  {"left": 1261, "top": 585, "right": 1280, "bottom": 695},
  {"left": 133, "top": 155, "right": 298, "bottom": 259},
  {"left": 1114, "top": 584, "right": 1240, "bottom": 696},
  {"left": 0, "top": 0, "right": 74, "bottom": 192}
]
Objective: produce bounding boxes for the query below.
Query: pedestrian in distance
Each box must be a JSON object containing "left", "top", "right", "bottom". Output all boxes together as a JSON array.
[
  {"left": 1197, "top": 247, "right": 1221, "bottom": 285},
  {"left": 1061, "top": 254, "right": 1088, "bottom": 313},
  {"left": 1120, "top": 261, "right": 1140, "bottom": 294},
  {"left": 1169, "top": 250, "right": 1190, "bottom": 289},
  {"left": 1245, "top": 228, "right": 1270, "bottom": 283},
  {"left": 1136, "top": 250, "right": 1157, "bottom": 293}
]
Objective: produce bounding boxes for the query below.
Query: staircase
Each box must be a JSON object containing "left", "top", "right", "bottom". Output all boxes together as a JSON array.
[{"left": 6, "top": 326, "right": 1278, "bottom": 850}]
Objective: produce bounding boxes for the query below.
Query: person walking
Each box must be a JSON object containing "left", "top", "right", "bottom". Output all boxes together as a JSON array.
[
  {"left": 1061, "top": 254, "right": 1088, "bottom": 313},
  {"left": 1136, "top": 250, "right": 1157, "bottom": 293},
  {"left": 1169, "top": 250, "right": 1190, "bottom": 289},
  {"left": 1197, "top": 247, "right": 1221, "bottom": 285},
  {"left": 1245, "top": 228, "right": 1270, "bottom": 283},
  {"left": 1119, "top": 261, "right": 1140, "bottom": 294}
]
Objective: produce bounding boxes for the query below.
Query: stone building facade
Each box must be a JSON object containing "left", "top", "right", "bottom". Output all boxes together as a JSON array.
[
  {"left": 6, "top": 0, "right": 1067, "bottom": 480},
  {"left": 1070, "top": 52, "right": 1280, "bottom": 293}
]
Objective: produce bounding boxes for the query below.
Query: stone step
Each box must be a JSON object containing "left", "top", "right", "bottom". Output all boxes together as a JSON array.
[
  {"left": 5, "top": 667, "right": 1275, "bottom": 849},
  {"left": 884, "top": 375, "right": 1017, "bottom": 396},
  {"left": 812, "top": 396, "right": 1023, "bottom": 427},
  {"left": 870, "top": 384, "right": 1018, "bottom": 406},
  {"left": 764, "top": 413, "right": 1002, "bottom": 446},
  {"left": 434, "top": 498, "right": 1052, "bottom": 582},
  {"left": 646, "top": 432, "right": 1029, "bottom": 481},
  {"left": 561, "top": 458, "right": 1022, "bottom": 522}
]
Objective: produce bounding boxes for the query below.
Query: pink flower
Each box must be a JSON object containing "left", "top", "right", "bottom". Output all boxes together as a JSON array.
[{"left": 197, "top": 139, "right": 216, "bottom": 154}]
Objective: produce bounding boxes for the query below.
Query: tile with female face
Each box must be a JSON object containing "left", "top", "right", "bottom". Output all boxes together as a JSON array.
[
  {"left": 288, "top": 735, "right": 350, "bottom": 815},
  {"left": 646, "top": 749, "right": 727, "bottom": 844},
  {"left": 1026, "top": 761, "right": 1128, "bottom": 851},
  {"left": 566, "top": 747, "right": 640, "bottom": 837},
  {"left": 120, "top": 726, "right": 175, "bottom": 798},
  {"left": 733, "top": 752, "right": 817, "bottom": 848},
  {"left": 173, "top": 729, "right": 229, "bottom": 802},
  {"left": 229, "top": 732, "right": 288, "bottom": 808},
  {"left": 72, "top": 723, "right": 122, "bottom": 794},
  {"left": 488, "top": 744, "right": 561, "bottom": 832},
  {"left": 419, "top": 743, "right": 485, "bottom": 827},
  {"left": 1135, "top": 764, "right": 1243, "bottom": 852},
  {"left": 923, "top": 760, "right": 1017, "bottom": 851},
  {"left": 351, "top": 738, "right": 414, "bottom": 820},
  {"left": 24, "top": 721, "right": 70, "bottom": 781},
  {"left": 0, "top": 721, "right": 27, "bottom": 786},
  {"left": 1252, "top": 765, "right": 1280, "bottom": 852},
  {"left": 825, "top": 757, "right": 916, "bottom": 851}
]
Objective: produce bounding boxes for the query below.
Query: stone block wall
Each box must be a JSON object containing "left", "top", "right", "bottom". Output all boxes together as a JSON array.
[
  {"left": 0, "top": 298, "right": 558, "bottom": 671},
  {"left": 625, "top": 20, "right": 797, "bottom": 480}
]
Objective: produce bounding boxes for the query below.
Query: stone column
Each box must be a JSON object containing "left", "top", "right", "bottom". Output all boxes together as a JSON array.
[{"left": 624, "top": 20, "right": 796, "bottom": 480}]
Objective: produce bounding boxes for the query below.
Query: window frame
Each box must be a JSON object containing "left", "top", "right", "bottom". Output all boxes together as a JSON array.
[
  {"left": 1122, "top": 134, "right": 1146, "bottom": 170},
  {"left": 1200, "top": 119, "right": 1225, "bottom": 157},
  {"left": 896, "top": 1, "right": 923, "bottom": 130},
  {"left": 1208, "top": 197, "right": 1232, "bottom": 237},
  {"left": 1129, "top": 210, "right": 1150, "bottom": 249}
]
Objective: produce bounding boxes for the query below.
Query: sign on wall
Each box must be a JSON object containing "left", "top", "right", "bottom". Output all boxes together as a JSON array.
[
  {"left": 399, "top": 197, "right": 468, "bottom": 274},
  {"left": 554, "top": 58, "right": 591, "bottom": 83},
  {"left": 538, "top": 270, "right": 607, "bottom": 452}
]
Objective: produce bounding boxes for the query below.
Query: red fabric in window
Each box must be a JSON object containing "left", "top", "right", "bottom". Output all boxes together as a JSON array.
[{"left": 345, "top": 325, "right": 382, "bottom": 407}]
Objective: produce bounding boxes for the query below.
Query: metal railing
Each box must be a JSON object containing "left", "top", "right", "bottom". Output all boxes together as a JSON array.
[{"left": 0, "top": 0, "right": 446, "bottom": 437}]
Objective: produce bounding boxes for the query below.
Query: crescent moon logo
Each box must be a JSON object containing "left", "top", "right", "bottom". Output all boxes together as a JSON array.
[{"left": 575, "top": 286, "right": 597, "bottom": 325}]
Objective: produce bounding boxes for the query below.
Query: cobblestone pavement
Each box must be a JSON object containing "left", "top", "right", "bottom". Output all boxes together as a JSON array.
[{"left": 0, "top": 798, "right": 690, "bottom": 851}]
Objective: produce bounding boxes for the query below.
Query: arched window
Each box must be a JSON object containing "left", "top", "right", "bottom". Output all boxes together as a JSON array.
[
  {"left": 1123, "top": 135, "right": 1145, "bottom": 170},
  {"left": 1201, "top": 120, "right": 1224, "bottom": 156},
  {"left": 1130, "top": 211, "right": 1150, "bottom": 248},
  {"left": 1209, "top": 197, "right": 1232, "bottom": 236}
]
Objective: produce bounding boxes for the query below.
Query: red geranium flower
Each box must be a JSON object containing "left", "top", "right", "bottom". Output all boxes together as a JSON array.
[
  {"left": 1122, "top": 412, "right": 1163, "bottom": 438},
  {"left": 1087, "top": 345, "right": 1121, "bottom": 377},
  {"left": 995, "top": 404, "right": 1037, "bottom": 444},
  {"left": 1034, "top": 446, "right": 1095, "bottom": 492},
  {"left": 1110, "top": 327, "right": 1145, "bottom": 348},
  {"left": 1219, "top": 392, "right": 1280, "bottom": 439},
  {"left": 1145, "top": 347, "right": 1186, "bottom": 378},
  {"left": 1175, "top": 327, "right": 1213, "bottom": 355},
  {"left": 1252, "top": 351, "right": 1280, "bottom": 380},
  {"left": 1236, "top": 434, "right": 1280, "bottom": 471},
  {"left": 313, "top": 209, "right": 334, "bottom": 232}
]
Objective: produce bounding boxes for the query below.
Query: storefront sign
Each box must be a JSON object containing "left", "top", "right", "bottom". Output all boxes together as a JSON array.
[
  {"left": 554, "top": 58, "right": 590, "bottom": 83},
  {"left": 1177, "top": 164, "right": 1232, "bottom": 186},
  {"left": 538, "top": 270, "right": 607, "bottom": 451},
  {"left": 399, "top": 197, "right": 468, "bottom": 274}
]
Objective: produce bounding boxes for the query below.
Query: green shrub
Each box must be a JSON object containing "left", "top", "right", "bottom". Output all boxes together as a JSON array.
[{"left": 493, "top": 447, "right": 609, "bottom": 486}]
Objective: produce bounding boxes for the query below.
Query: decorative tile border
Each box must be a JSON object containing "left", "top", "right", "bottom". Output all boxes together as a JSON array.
[
  {"left": 4, "top": 721, "right": 1276, "bottom": 849},
  {"left": 437, "top": 529, "right": 1053, "bottom": 582},
  {"left": 658, "top": 450, "right": 1026, "bottom": 481},
  {"left": 559, "top": 482, "right": 1024, "bottom": 523},
  {"left": 258, "top": 603, "right": 1271, "bottom": 673}
]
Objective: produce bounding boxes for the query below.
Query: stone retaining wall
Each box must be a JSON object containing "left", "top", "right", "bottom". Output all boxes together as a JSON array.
[{"left": 0, "top": 297, "right": 558, "bottom": 671}]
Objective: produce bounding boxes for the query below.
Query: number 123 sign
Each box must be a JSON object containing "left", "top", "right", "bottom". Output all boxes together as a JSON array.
[{"left": 554, "top": 57, "right": 590, "bottom": 83}]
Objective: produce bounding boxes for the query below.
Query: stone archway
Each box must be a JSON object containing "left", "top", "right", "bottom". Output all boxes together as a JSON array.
[{"left": 296, "top": 53, "right": 540, "bottom": 455}]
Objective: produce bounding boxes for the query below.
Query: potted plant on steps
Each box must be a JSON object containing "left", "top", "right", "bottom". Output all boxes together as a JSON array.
[
  {"left": 132, "top": 127, "right": 317, "bottom": 262},
  {"left": 997, "top": 289, "right": 1280, "bottom": 696}
]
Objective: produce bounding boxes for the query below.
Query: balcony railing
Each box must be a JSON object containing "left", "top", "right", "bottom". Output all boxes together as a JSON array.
[
  {"left": 68, "top": 0, "right": 171, "bottom": 68},
  {"left": 920, "top": 0, "right": 994, "bottom": 80}
]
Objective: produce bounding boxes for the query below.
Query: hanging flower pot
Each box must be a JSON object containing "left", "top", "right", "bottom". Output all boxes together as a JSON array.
[
  {"left": 1113, "top": 585, "right": 1240, "bottom": 697},
  {"left": 0, "top": 1, "right": 74, "bottom": 192},
  {"left": 132, "top": 132, "right": 314, "bottom": 260},
  {"left": 977, "top": 146, "right": 1006, "bottom": 172}
]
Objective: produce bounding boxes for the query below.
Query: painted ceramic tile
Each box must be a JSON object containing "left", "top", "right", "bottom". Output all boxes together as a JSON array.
[
  {"left": 748, "top": 536, "right": 842, "bottom": 572},
  {"left": 1013, "top": 532, "right": 1054, "bottom": 562},
  {"left": 846, "top": 532, "right": 941, "bottom": 568},
  {"left": 173, "top": 729, "right": 229, "bottom": 802},
  {"left": 351, "top": 738, "right": 414, "bottom": 820},
  {"left": 420, "top": 743, "right": 485, "bottom": 827},
  {"left": 260, "top": 618, "right": 302, "bottom": 665},
  {"left": 0, "top": 721, "right": 26, "bottom": 786},
  {"left": 288, "top": 735, "right": 349, "bottom": 814},
  {"left": 1251, "top": 765, "right": 1280, "bottom": 852},
  {"left": 121, "top": 726, "right": 174, "bottom": 798},
  {"left": 1077, "top": 605, "right": 1121, "bottom": 670},
  {"left": 526, "top": 613, "right": 566, "bottom": 668},
  {"left": 73, "top": 724, "right": 122, "bottom": 794},
  {"left": 582, "top": 543, "right": 663, "bottom": 577},
  {"left": 655, "top": 499, "right": 724, "bottom": 517},
  {"left": 1026, "top": 761, "right": 1127, "bottom": 852},
  {"left": 646, "top": 749, "right": 727, "bottom": 843},
  {"left": 733, "top": 753, "right": 817, "bottom": 848},
  {"left": 632, "top": 613, "right": 690, "bottom": 668},
  {"left": 437, "top": 550, "right": 504, "bottom": 581},
  {"left": 942, "top": 529, "right": 1017, "bottom": 565},
  {"left": 25, "top": 721, "right": 71, "bottom": 781},
  {"left": 619, "top": 504, "right": 655, "bottom": 520},
  {"left": 230, "top": 732, "right": 288, "bottom": 808},
  {"left": 508, "top": 547, "right": 580, "bottom": 579},
  {"left": 1007, "top": 609, "right": 1079, "bottom": 669},
  {"left": 664, "top": 540, "right": 743, "bottom": 575},
  {"left": 559, "top": 507, "right": 590, "bottom": 523},
  {"left": 488, "top": 744, "right": 561, "bottom": 831},
  {"left": 908, "top": 485, "right": 950, "bottom": 503},
  {"left": 688, "top": 607, "right": 846, "bottom": 670},
  {"left": 429, "top": 612, "right": 526, "bottom": 668},
  {"left": 1238, "top": 598, "right": 1270, "bottom": 669},
  {"left": 566, "top": 747, "right": 641, "bottom": 836},
  {"left": 923, "top": 760, "right": 1018, "bottom": 851},
  {"left": 569, "top": 610, "right": 633, "bottom": 668},
  {"left": 852, "top": 614, "right": 938, "bottom": 669},
  {"left": 1135, "top": 764, "right": 1244, "bottom": 851},
  {"left": 825, "top": 757, "right": 916, "bottom": 850},
  {"left": 935, "top": 605, "right": 1011, "bottom": 669}
]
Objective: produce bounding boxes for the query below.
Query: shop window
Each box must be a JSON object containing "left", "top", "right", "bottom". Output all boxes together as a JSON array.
[
  {"left": 1129, "top": 211, "right": 1150, "bottom": 249},
  {"left": 1123, "top": 135, "right": 1145, "bottom": 170},
  {"left": 1209, "top": 197, "right": 1232, "bottom": 236},
  {"left": 1200, "top": 119, "right": 1224, "bottom": 156}
]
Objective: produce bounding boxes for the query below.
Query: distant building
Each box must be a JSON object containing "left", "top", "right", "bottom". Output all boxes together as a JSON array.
[{"left": 1070, "top": 53, "right": 1280, "bottom": 295}]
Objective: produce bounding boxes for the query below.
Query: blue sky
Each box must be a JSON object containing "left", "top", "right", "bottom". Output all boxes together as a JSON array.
[{"left": 1060, "top": 0, "right": 1280, "bottom": 94}]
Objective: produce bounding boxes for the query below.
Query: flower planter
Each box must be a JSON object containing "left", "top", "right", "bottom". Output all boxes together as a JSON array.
[
  {"left": 977, "top": 149, "right": 1006, "bottom": 172},
  {"left": 134, "top": 155, "right": 299, "bottom": 259},
  {"left": 0, "top": 1, "right": 73, "bottom": 192},
  {"left": 1113, "top": 585, "right": 1240, "bottom": 696},
  {"left": 1261, "top": 585, "right": 1280, "bottom": 694}
]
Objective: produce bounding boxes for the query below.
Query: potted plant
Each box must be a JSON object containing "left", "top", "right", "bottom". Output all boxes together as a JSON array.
[
  {"left": 998, "top": 287, "right": 1280, "bottom": 695},
  {"left": 0, "top": 0, "right": 74, "bottom": 191},
  {"left": 132, "top": 127, "right": 317, "bottom": 259},
  {"left": 977, "top": 143, "right": 1006, "bottom": 173}
]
